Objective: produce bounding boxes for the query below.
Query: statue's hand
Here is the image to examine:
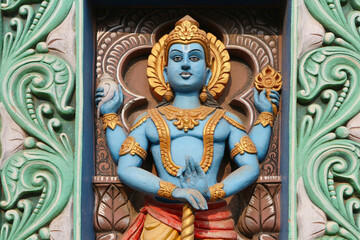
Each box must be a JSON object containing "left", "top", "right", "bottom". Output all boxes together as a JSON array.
[
  {"left": 253, "top": 88, "right": 280, "bottom": 114},
  {"left": 95, "top": 84, "right": 123, "bottom": 116},
  {"left": 172, "top": 188, "right": 208, "bottom": 210},
  {"left": 178, "top": 157, "right": 211, "bottom": 200}
]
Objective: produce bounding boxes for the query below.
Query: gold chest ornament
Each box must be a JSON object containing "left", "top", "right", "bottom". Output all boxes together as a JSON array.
[{"left": 158, "top": 105, "right": 216, "bottom": 132}]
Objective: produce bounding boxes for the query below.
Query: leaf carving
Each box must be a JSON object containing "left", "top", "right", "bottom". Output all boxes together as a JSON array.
[
  {"left": 238, "top": 184, "right": 276, "bottom": 237},
  {"left": 96, "top": 184, "right": 130, "bottom": 233}
]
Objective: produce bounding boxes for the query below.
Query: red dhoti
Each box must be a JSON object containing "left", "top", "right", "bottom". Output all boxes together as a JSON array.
[{"left": 122, "top": 197, "right": 237, "bottom": 240}]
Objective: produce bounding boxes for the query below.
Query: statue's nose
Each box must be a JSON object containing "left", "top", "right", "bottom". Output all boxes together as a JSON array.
[{"left": 181, "top": 58, "right": 190, "bottom": 70}]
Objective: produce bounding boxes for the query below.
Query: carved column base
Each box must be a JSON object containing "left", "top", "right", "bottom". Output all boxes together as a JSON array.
[
  {"left": 97, "top": 232, "right": 122, "bottom": 240},
  {"left": 93, "top": 176, "right": 131, "bottom": 240},
  {"left": 252, "top": 233, "right": 279, "bottom": 240},
  {"left": 238, "top": 177, "right": 281, "bottom": 239}
]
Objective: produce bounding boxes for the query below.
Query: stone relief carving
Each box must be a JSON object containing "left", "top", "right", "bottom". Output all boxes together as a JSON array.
[
  {"left": 297, "top": 178, "right": 326, "bottom": 240},
  {"left": 0, "top": 0, "right": 76, "bottom": 239},
  {"left": 93, "top": 176, "right": 131, "bottom": 239},
  {"left": 297, "top": 0, "right": 325, "bottom": 59},
  {"left": 93, "top": 8, "right": 282, "bottom": 240},
  {"left": 296, "top": 0, "right": 360, "bottom": 238},
  {"left": 0, "top": 103, "right": 27, "bottom": 169}
]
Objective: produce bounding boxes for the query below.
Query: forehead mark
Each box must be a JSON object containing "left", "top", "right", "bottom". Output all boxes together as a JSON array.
[{"left": 182, "top": 45, "right": 190, "bottom": 53}]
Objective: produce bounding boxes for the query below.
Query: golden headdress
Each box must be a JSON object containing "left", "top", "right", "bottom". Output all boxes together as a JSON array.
[
  {"left": 163, "top": 16, "right": 211, "bottom": 66},
  {"left": 147, "top": 15, "right": 230, "bottom": 101}
]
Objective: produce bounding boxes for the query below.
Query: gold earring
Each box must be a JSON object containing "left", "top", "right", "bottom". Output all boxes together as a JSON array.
[
  {"left": 164, "top": 83, "right": 174, "bottom": 101},
  {"left": 200, "top": 85, "right": 208, "bottom": 102}
]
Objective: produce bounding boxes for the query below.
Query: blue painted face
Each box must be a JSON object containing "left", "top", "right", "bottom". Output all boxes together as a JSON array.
[{"left": 163, "top": 43, "right": 212, "bottom": 93}]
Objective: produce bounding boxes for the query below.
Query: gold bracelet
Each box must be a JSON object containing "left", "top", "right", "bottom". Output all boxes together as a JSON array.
[
  {"left": 209, "top": 183, "right": 226, "bottom": 201},
  {"left": 254, "top": 111, "right": 275, "bottom": 127},
  {"left": 158, "top": 181, "right": 177, "bottom": 200},
  {"left": 230, "top": 136, "right": 257, "bottom": 159},
  {"left": 102, "top": 113, "right": 122, "bottom": 130},
  {"left": 119, "top": 136, "right": 147, "bottom": 160}
]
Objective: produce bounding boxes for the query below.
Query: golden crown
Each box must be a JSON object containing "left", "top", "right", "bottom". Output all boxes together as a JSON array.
[
  {"left": 163, "top": 16, "right": 211, "bottom": 66},
  {"left": 147, "top": 16, "right": 230, "bottom": 101}
]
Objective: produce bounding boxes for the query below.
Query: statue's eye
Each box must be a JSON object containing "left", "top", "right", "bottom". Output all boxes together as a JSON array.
[
  {"left": 172, "top": 56, "right": 182, "bottom": 62},
  {"left": 190, "top": 56, "right": 199, "bottom": 62}
]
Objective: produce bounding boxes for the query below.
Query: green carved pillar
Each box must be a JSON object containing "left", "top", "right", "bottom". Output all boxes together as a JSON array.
[
  {"left": 292, "top": 0, "right": 360, "bottom": 239},
  {"left": 0, "top": 0, "right": 83, "bottom": 239}
]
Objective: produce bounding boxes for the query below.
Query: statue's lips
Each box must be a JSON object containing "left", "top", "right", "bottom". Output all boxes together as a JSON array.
[{"left": 180, "top": 72, "right": 192, "bottom": 79}]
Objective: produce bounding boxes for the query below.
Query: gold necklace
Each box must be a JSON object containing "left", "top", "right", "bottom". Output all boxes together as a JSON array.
[{"left": 158, "top": 105, "right": 216, "bottom": 132}]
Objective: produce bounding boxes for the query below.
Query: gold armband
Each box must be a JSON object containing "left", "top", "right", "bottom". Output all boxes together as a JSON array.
[
  {"left": 254, "top": 112, "right": 275, "bottom": 127},
  {"left": 158, "top": 181, "right": 177, "bottom": 200},
  {"left": 230, "top": 136, "right": 257, "bottom": 159},
  {"left": 209, "top": 183, "right": 226, "bottom": 201},
  {"left": 102, "top": 113, "right": 122, "bottom": 130},
  {"left": 119, "top": 136, "right": 147, "bottom": 160}
]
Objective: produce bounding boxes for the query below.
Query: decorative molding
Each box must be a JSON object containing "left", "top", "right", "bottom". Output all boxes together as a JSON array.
[
  {"left": 49, "top": 197, "right": 74, "bottom": 240},
  {"left": 260, "top": 116, "right": 280, "bottom": 176},
  {"left": 46, "top": 4, "right": 76, "bottom": 71},
  {"left": 296, "top": 0, "right": 360, "bottom": 238},
  {"left": 93, "top": 177, "right": 131, "bottom": 239},
  {"left": 95, "top": 118, "right": 117, "bottom": 176},
  {"left": 0, "top": 0, "right": 75, "bottom": 239},
  {"left": 346, "top": 112, "right": 360, "bottom": 143},
  {"left": 297, "top": 0, "right": 325, "bottom": 59},
  {"left": 238, "top": 183, "right": 281, "bottom": 238},
  {"left": 297, "top": 178, "right": 326, "bottom": 240},
  {"left": 0, "top": 103, "right": 26, "bottom": 169}
]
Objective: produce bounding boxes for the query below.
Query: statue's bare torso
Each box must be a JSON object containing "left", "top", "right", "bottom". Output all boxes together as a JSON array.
[{"left": 143, "top": 108, "right": 232, "bottom": 186}]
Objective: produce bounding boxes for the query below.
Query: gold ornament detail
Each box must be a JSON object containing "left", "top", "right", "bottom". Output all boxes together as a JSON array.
[
  {"left": 223, "top": 115, "right": 246, "bottom": 132},
  {"left": 200, "top": 109, "right": 226, "bottom": 173},
  {"left": 148, "top": 108, "right": 180, "bottom": 175},
  {"left": 254, "top": 65, "right": 282, "bottom": 115},
  {"left": 164, "top": 83, "right": 174, "bottom": 101},
  {"left": 148, "top": 108, "right": 225, "bottom": 176},
  {"left": 147, "top": 16, "right": 230, "bottom": 101},
  {"left": 119, "top": 136, "right": 147, "bottom": 160},
  {"left": 130, "top": 114, "right": 150, "bottom": 132},
  {"left": 230, "top": 136, "right": 257, "bottom": 159},
  {"left": 158, "top": 105, "right": 215, "bottom": 132},
  {"left": 254, "top": 111, "right": 275, "bottom": 127},
  {"left": 102, "top": 113, "right": 122, "bottom": 130},
  {"left": 158, "top": 181, "right": 177, "bottom": 200},
  {"left": 209, "top": 182, "right": 226, "bottom": 202},
  {"left": 199, "top": 85, "right": 208, "bottom": 103}
]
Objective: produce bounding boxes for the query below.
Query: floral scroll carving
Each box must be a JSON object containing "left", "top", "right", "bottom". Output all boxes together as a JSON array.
[
  {"left": 0, "top": 0, "right": 75, "bottom": 239},
  {"left": 297, "top": 0, "right": 360, "bottom": 238}
]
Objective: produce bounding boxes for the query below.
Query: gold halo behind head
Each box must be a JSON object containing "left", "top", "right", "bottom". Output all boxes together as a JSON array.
[{"left": 147, "top": 16, "right": 230, "bottom": 101}]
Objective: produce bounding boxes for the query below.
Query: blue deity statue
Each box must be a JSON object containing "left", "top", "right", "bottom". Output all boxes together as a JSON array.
[{"left": 95, "top": 15, "right": 280, "bottom": 240}]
